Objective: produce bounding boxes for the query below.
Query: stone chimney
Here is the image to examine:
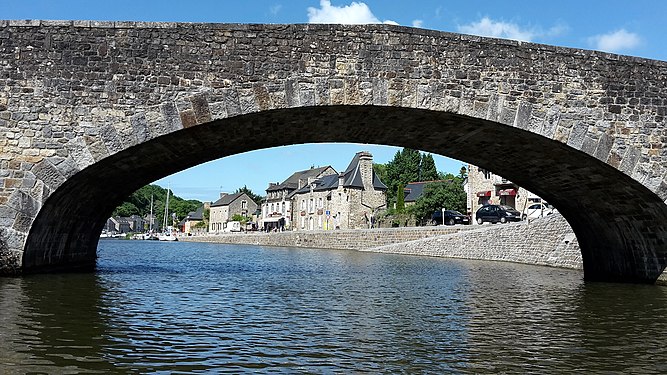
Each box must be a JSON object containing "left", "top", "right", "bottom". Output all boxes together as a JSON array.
[
  {"left": 357, "top": 151, "right": 374, "bottom": 189},
  {"left": 219, "top": 192, "right": 228, "bottom": 199}
]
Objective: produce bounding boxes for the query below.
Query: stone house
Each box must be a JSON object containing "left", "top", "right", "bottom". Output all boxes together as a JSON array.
[
  {"left": 209, "top": 192, "right": 258, "bottom": 233},
  {"left": 181, "top": 203, "right": 209, "bottom": 235},
  {"left": 290, "top": 151, "right": 387, "bottom": 231},
  {"left": 260, "top": 166, "right": 336, "bottom": 231},
  {"left": 466, "top": 163, "right": 542, "bottom": 223},
  {"left": 105, "top": 215, "right": 144, "bottom": 233}
]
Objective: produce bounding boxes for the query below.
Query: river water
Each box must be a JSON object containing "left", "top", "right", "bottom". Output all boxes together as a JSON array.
[{"left": 1, "top": 239, "right": 666, "bottom": 373}]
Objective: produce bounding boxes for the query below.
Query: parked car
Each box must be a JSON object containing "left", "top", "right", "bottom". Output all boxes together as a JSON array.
[
  {"left": 431, "top": 210, "right": 470, "bottom": 225},
  {"left": 522, "top": 202, "right": 557, "bottom": 220},
  {"left": 475, "top": 204, "right": 521, "bottom": 224}
]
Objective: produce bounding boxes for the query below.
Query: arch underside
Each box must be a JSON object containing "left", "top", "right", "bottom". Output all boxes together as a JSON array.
[{"left": 23, "top": 106, "right": 667, "bottom": 283}]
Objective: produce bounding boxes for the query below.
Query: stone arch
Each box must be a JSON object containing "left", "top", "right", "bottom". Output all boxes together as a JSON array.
[
  {"left": 20, "top": 104, "right": 667, "bottom": 283},
  {"left": 1, "top": 21, "right": 666, "bottom": 282}
]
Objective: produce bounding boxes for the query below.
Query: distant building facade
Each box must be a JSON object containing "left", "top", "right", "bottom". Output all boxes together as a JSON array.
[
  {"left": 466, "top": 163, "right": 542, "bottom": 223},
  {"left": 105, "top": 215, "right": 144, "bottom": 234},
  {"left": 182, "top": 203, "right": 209, "bottom": 235},
  {"left": 290, "top": 151, "right": 387, "bottom": 231},
  {"left": 209, "top": 192, "right": 258, "bottom": 233},
  {"left": 260, "top": 166, "right": 337, "bottom": 231}
]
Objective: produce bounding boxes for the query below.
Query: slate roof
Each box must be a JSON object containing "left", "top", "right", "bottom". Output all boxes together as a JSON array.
[
  {"left": 211, "top": 192, "right": 244, "bottom": 207},
  {"left": 266, "top": 166, "right": 333, "bottom": 192},
  {"left": 404, "top": 180, "right": 451, "bottom": 202},
  {"left": 185, "top": 205, "right": 205, "bottom": 221},
  {"left": 293, "top": 152, "right": 387, "bottom": 194}
]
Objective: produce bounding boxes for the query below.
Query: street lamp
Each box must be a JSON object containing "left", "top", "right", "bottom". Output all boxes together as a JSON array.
[{"left": 441, "top": 207, "right": 446, "bottom": 226}]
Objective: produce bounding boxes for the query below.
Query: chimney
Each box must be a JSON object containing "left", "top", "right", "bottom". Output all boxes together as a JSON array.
[
  {"left": 357, "top": 151, "right": 374, "bottom": 189},
  {"left": 219, "top": 192, "right": 228, "bottom": 199}
]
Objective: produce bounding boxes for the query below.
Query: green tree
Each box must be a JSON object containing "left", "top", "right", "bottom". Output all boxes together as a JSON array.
[
  {"left": 114, "top": 201, "right": 139, "bottom": 217},
  {"left": 385, "top": 148, "right": 421, "bottom": 204},
  {"left": 458, "top": 165, "right": 468, "bottom": 179},
  {"left": 234, "top": 185, "right": 263, "bottom": 206},
  {"left": 419, "top": 153, "right": 439, "bottom": 181},
  {"left": 395, "top": 183, "right": 405, "bottom": 212},
  {"left": 112, "top": 184, "right": 201, "bottom": 227},
  {"left": 412, "top": 180, "right": 467, "bottom": 223}
]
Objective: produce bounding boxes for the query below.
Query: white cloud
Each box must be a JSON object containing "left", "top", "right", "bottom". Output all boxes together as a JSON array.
[
  {"left": 412, "top": 19, "right": 423, "bottom": 28},
  {"left": 270, "top": 4, "right": 282, "bottom": 16},
  {"left": 588, "top": 29, "right": 641, "bottom": 53},
  {"left": 457, "top": 17, "right": 536, "bottom": 42},
  {"left": 307, "top": 0, "right": 397, "bottom": 25}
]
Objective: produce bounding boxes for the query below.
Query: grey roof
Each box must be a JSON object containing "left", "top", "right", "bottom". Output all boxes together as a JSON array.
[
  {"left": 404, "top": 180, "right": 452, "bottom": 202},
  {"left": 185, "top": 205, "right": 205, "bottom": 221},
  {"left": 211, "top": 192, "right": 244, "bottom": 207},
  {"left": 293, "top": 153, "right": 387, "bottom": 194},
  {"left": 266, "top": 166, "right": 333, "bottom": 192},
  {"left": 404, "top": 182, "right": 427, "bottom": 202}
]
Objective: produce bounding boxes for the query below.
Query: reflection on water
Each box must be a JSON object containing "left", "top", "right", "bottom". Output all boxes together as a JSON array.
[{"left": 1, "top": 239, "right": 666, "bottom": 373}]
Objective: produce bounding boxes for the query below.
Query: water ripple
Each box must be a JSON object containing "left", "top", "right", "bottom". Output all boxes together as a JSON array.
[{"left": 0, "top": 240, "right": 665, "bottom": 373}]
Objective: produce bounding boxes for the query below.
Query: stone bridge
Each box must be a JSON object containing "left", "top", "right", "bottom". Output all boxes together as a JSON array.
[{"left": 1, "top": 21, "right": 666, "bottom": 283}]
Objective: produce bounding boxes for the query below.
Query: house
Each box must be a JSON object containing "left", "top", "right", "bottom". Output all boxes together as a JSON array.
[
  {"left": 290, "top": 151, "right": 387, "bottom": 231},
  {"left": 466, "top": 163, "right": 544, "bottom": 224},
  {"left": 260, "top": 165, "right": 337, "bottom": 231},
  {"left": 181, "top": 203, "right": 209, "bottom": 235},
  {"left": 209, "top": 193, "right": 258, "bottom": 233},
  {"left": 105, "top": 215, "right": 144, "bottom": 234}
]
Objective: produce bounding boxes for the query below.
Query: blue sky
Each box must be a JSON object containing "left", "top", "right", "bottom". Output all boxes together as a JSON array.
[{"left": 4, "top": 0, "right": 666, "bottom": 201}]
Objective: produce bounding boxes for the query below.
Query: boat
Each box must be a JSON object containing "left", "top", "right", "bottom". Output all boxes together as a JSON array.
[
  {"left": 158, "top": 186, "right": 178, "bottom": 241},
  {"left": 142, "top": 194, "right": 159, "bottom": 240}
]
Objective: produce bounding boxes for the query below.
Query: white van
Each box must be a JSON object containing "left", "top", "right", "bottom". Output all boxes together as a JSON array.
[{"left": 223, "top": 221, "right": 241, "bottom": 232}]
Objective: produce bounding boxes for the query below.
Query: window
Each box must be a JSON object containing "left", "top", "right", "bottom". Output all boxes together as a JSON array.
[
  {"left": 309, "top": 198, "right": 314, "bottom": 213},
  {"left": 241, "top": 200, "right": 247, "bottom": 210},
  {"left": 318, "top": 197, "right": 323, "bottom": 208},
  {"left": 301, "top": 200, "right": 305, "bottom": 211}
]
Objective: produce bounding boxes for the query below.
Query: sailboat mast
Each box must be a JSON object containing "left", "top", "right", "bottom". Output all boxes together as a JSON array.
[
  {"left": 163, "top": 185, "right": 170, "bottom": 230},
  {"left": 149, "top": 194, "right": 154, "bottom": 232}
]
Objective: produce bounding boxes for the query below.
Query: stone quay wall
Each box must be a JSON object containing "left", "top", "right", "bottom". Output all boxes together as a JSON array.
[{"left": 182, "top": 225, "right": 471, "bottom": 250}]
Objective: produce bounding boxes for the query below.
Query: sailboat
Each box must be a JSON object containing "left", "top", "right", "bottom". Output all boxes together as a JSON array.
[
  {"left": 158, "top": 186, "right": 178, "bottom": 241},
  {"left": 143, "top": 194, "right": 158, "bottom": 240}
]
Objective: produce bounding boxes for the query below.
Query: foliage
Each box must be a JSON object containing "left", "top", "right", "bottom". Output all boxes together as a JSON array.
[
  {"left": 412, "top": 179, "right": 467, "bottom": 223},
  {"left": 395, "top": 183, "right": 405, "bottom": 212},
  {"left": 383, "top": 149, "right": 450, "bottom": 206},
  {"left": 231, "top": 213, "right": 249, "bottom": 225},
  {"left": 114, "top": 201, "right": 140, "bottom": 217},
  {"left": 458, "top": 165, "right": 468, "bottom": 179},
  {"left": 419, "top": 153, "right": 439, "bottom": 181},
  {"left": 385, "top": 148, "right": 421, "bottom": 204},
  {"left": 112, "top": 184, "right": 202, "bottom": 228},
  {"left": 234, "top": 185, "right": 264, "bottom": 206}
]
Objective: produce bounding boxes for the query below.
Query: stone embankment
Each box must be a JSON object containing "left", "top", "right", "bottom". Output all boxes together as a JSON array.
[
  {"left": 182, "top": 225, "right": 472, "bottom": 250},
  {"left": 183, "top": 215, "right": 667, "bottom": 285}
]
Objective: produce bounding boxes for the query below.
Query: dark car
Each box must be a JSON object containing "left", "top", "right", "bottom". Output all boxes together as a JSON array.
[
  {"left": 431, "top": 209, "right": 470, "bottom": 225},
  {"left": 475, "top": 204, "right": 521, "bottom": 224}
]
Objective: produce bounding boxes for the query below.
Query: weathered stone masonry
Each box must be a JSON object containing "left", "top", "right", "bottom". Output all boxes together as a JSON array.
[{"left": 1, "top": 21, "right": 667, "bottom": 282}]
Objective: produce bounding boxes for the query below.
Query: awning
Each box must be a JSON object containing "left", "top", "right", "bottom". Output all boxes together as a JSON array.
[
  {"left": 498, "top": 188, "right": 517, "bottom": 196},
  {"left": 476, "top": 191, "right": 491, "bottom": 197}
]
